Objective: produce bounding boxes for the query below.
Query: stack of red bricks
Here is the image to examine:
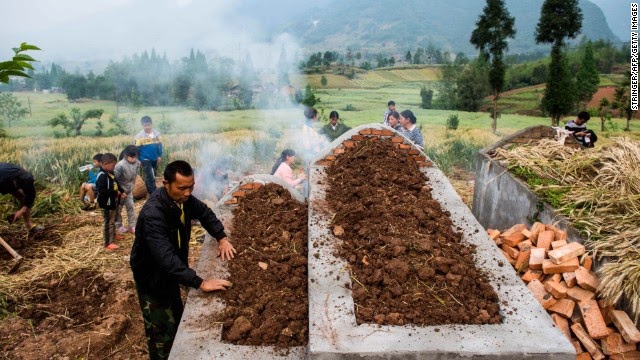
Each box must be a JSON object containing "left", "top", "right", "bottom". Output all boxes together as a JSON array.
[
  {"left": 489, "top": 223, "right": 640, "bottom": 359},
  {"left": 224, "top": 182, "right": 263, "bottom": 205},
  {"left": 315, "top": 128, "right": 432, "bottom": 168}
]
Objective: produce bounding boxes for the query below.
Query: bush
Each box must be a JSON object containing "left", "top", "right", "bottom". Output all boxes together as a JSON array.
[
  {"left": 343, "top": 104, "right": 357, "bottom": 111},
  {"left": 446, "top": 114, "right": 459, "bottom": 130}
]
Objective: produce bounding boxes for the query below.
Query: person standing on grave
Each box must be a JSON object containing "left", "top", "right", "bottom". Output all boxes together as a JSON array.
[
  {"left": 135, "top": 116, "right": 163, "bottom": 195},
  {"left": 319, "top": 110, "right": 351, "bottom": 142},
  {"left": 130, "top": 160, "right": 235, "bottom": 359},
  {"left": 383, "top": 100, "right": 396, "bottom": 126},
  {"left": 398, "top": 110, "right": 424, "bottom": 148}
]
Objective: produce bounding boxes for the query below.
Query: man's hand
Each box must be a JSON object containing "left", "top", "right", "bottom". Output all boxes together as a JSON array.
[
  {"left": 119, "top": 192, "right": 127, "bottom": 199},
  {"left": 217, "top": 238, "right": 236, "bottom": 261},
  {"left": 199, "top": 278, "right": 232, "bottom": 292}
]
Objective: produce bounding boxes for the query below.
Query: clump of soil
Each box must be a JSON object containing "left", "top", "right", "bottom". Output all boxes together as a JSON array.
[
  {"left": 325, "top": 138, "right": 502, "bottom": 326},
  {"left": 216, "top": 183, "right": 308, "bottom": 347}
]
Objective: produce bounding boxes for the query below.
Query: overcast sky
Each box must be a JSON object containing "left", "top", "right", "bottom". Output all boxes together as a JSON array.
[{"left": 0, "top": 0, "right": 630, "bottom": 65}]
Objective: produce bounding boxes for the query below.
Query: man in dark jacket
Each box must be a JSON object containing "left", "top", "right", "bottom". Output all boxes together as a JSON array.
[
  {"left": 130, "top": 160, "right": 236, "bottom": 360},
  {"left": 0, "top": 162, "right": 36, "bottom": 230}
]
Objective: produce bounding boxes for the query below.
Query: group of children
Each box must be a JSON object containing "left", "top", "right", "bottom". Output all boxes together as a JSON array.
[
  {"left": 80, "top": 116, "right": 162, "bottom": 250},
  {"left": 382, "top": 100, "right": 424, "bottom": 148}
]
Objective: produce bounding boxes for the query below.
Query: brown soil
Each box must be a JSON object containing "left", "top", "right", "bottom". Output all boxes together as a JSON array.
[
  {"left": 0, "top": 213, "right": 148, "bottom": 360},
  {"left": 325, "top": 138, "right": 503, "bottom": 326},
  {"left": 216, "top": 183, "right": 308, "bottom": 347}
]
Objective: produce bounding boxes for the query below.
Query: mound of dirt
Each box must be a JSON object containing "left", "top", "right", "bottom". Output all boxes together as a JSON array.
[
  {"left": 325, "top": 138, "right": 503, "bottom": 326},
  {"left": 0, "top": 223, "right": 64, "bottom": 273},
  {"left": 216, "top": 183, "right": 308, "bottom": 347}
]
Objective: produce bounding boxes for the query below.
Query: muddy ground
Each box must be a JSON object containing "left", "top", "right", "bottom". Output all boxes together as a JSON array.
[
  {"left": 325, "top": 138, "right": 502, "bottom": 326},
  {"left": 216, "top": 183, "right": 309, "bottom": 347}
]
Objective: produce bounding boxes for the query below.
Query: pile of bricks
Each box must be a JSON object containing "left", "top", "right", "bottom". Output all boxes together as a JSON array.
[
  {"left": 224, "top": 182, "right": 263, "bottom": 205},
  {"left": 489, "top": 223, "right": 640, "bottom": 359},
  {"left": 315, "top": 128, "right": 432, "bottom": 168}
]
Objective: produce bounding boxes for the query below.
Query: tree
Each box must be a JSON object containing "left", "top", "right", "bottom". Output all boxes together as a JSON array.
[
  {"left": 405, "top": 51, "right": 412, "bottom": 64},
  {"left": 535, "top": 0, "right": 582, "bottom": 126},
  {"left": 0, "top": 43, "right": 40, "bottom": 84},
  {"left": 541, "top": 46, "right": 575, "bottom": 126},
  {"left": 320, "top": 75, "right": 328, "bottom": 87},
  {"left": 0, "top": 93, "right": 28, "bottom": 129},
  {"left": 598, "top": 97, "right": 610, "bottom": 132},
  {"left": 419, "top": 86, "right": 434, "bottom": 109},
  {"left": 48, "top": 108, "right": 104, "bottom": 136},
  {"left": 301, "top": 84, "right": 319, "bottom": 108},
  {"left": 470, "top": 0, "right": 516, "bottom": 134},
  {"left": 434, "top": 61, "right": 460, "bottom": 110},
  {"left": 456, "top": 58, "right": 491, "bottom": 112},
  {"left": 612, "top": 71, "right": 637, "bottom": 131},
  {"left": 575, "top": 42, "right": 600, "bottom": 109}
]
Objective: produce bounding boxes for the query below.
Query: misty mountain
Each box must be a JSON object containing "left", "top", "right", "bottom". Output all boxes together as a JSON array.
[{"left": 282, "top": 0, "right": 620, "bottom": 56}]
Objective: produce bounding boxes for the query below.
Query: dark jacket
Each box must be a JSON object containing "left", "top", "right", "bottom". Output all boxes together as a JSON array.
[
  {"left": 319, "top": 123, "right": 352, "bottom": 142},
  {"left": 130, "top": 187, "right": 227, "bottom": 296},
  {"left": 95, "top": 170, "right": 121, "bottom": 210},
  {"left": 0, "top": 162, "right": 36, "bottom": 208}
]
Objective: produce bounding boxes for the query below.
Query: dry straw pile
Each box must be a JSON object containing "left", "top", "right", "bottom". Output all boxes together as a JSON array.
[{"left": 493, "top": 138, "right": 640, "bottom": 320}]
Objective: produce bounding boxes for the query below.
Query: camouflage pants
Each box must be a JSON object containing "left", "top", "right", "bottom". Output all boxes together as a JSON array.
[{"left": 135, "top": 283, "right": 184, "bottom": 360}]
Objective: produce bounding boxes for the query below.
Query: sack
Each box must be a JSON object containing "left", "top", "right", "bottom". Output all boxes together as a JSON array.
[{"left": 133, "top": 175, "right": 147, "bottom": 200}]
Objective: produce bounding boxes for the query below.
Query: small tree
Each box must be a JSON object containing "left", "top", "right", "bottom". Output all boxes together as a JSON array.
[
  {"left": 598, "top": 97, "right": 610, "bottom": 132},
  {"left": 575, "top": 42, "right": 600, "bottom": 109},
  {"left": 405, "top": 51, "right": 412, "bottom": 64},
  {"left": 470, "top": 0, "right": 516, "bottom": 134},
  {"left": 301, "top": 84, "right": 319, "bottom": 108},
  {"left": 48, "top": 108, "right": 104, "bottom": 136},
  {"left": 612, "top": 71, "right": 637, "bottom": 131},
  {"left": 0, "top": 93, "right": 28, "bottom": 128},
  {"left": 320, "top": 75, "right": 328, "bottom": 87},
  {"left": 0, "top": 43, "right": 40, "bottom": 84},
  {"left": 420, "top": 86, "right": 434, "bottom": 109},
  {"left": 541, "top": 47, "right": 576, "bottom": 126}
]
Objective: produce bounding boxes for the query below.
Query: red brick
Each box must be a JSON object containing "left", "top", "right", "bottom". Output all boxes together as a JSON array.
[
  {"left": 332, "top": 148, "right": 345, "bottom": 154},
  {"left": 537, "top": 230, "right": 555, "bottom": 252},
  {"left": 548, "top": 225, "right": 568, "bottom": 241},
  {"left": 551, "top": 240, "right": 567, "bottom": 249},
  {"left": 239, "top": 183, "right": 255, "bottom": 190},
  {"left": 544, "top": 281, "right": 568, "bottom": 299},
  {"left": 542, "top": 257, "right": 579, "bottom": 274},
  {"left": 316, "top": 160, "right": 333, "bottom": 166},
  {"left": 548, "top": 298, "right": 576, "bottom": 318},
  {"left": 579, "top": 299, "right": 610, "bottom": 339},
  {"left": 529, "top": 222, "right": 546, "bottom": 244},
  {"left": 598, "top": 302, "right": 614, "bottom": 325},
  {"left": 527, "top": 279, "right": 557, "bottom": 309},
  {"left": 551, "top": 313, "right": 571, "bottom": 339},
  {"left": 563, "top": 271, "right": 577, "bottom": 288},
  {"left": 501, "top": 224, "right": 527, "bottom": 246},
  {"left": 408, "top": 149, "right": 420, "bottom": 155},
  {"left": 517, "top": 240, "right": 533, "bottom": 252},
  {"left": 529, "top": 247, "right": 546, "bottom": 270},
  {"left": 515, "top": 250, "right": 531, "bottom": 272},
  {"left": 224, "top": 198, "right": 238, "bottom": 205},
  {"left": 548, "top": 242, "right": 586, "bottom": 264},
  {"left": 380, "top": 129, "right": 395, "bottom": 136},
  {"left": 414, "top": 155, "right": 426, "bottom": 162},
  {"left": 359, "top": 129, "right": 372, "bottom": 135},
  {"left": 521, "top": 269, "right": 543, "bottom": 283},
  {"left": 391, "top": 136, "right": 405, "bottom": 143},
  {"left": 571, "top": 339, "right": 584, "bottom": 354},
  {"left": 398, "top": 144, "right": 411, "bottom": 149},
  {"left": 371, "top": 129, "right": 384, "bottom": 135},
  {"left": 487, "top": 229, "right": 501, "bottom": 241},
  {"left": 324, "top": 155, "right": 337, "bottom": 161},
  {"left": 575, "top": 266, "right": 599, "bottom": 292},
  {"left": 343, "top": 140, "right": 356, "bottom": 148},
  {"left": 521, "top": 228, "right": 532, "bottom": 239},
  {"left": 601, "top": 332, "right": 637, "bottom": 355},
  {"left": 582, "top": 255, "right": 593, "bottom": 271},
  {"left": 610, "top": 351, "right": 640, "bottom": 360},
  {"left": 575, "top": 353, "right": 591, "bottom": 360},
  {"left": 500, "top": 249, "right": 517, "bottom": 265},
  {"left": 350, "top": 135, "right": 365, "bottom": 141},
  {"left": 566, "top": 287, "right": 596, "bottom": 303},
  {"left": 571, "top": 322, "right": 606, "bottom": 360},
  {"left": 231, "top": 190, "right": 246, "bottom": 197},
  {"left": 543, "top": 274, "right": 562, "bottom": 284},
  {"left": 610, "top": 310, "right": 640, "bottom": 343},
  {"left": 501, "top": 244, "right": 520, "bottom": 259}
]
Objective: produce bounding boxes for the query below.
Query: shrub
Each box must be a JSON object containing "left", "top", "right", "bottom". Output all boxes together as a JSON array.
[
  {"left": 343, "top": 104, "right": 357, "bottom": 111},
  {"left": 446, "top": 114, "right": 459, "bottom": 130}
]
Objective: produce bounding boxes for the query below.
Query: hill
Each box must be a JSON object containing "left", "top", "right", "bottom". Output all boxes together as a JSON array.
[{"left": 283, "top": 0, "right": 619, "bottom": 56}]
